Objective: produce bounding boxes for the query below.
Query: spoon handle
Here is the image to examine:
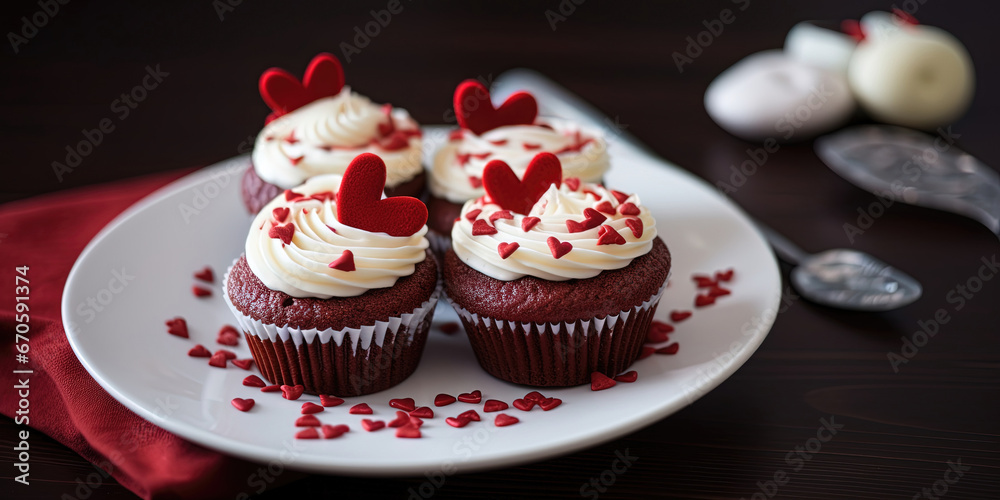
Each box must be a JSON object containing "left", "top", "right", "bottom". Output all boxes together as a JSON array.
[{"left": 754, "top": 221, "right": 809, "bottom": 265}]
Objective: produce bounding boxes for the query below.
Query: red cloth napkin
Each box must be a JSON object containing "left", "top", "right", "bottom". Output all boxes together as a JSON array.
[{"left": 0, "top": 170, "right": 302, "bottom": 499}]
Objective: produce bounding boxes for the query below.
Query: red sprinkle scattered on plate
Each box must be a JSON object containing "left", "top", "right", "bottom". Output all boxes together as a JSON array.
[
  {"left": 409, "top": 406, "right": 434, "bottom": 419},
  {"left": 446, "top": 416, "right": 470, "bottom": 428},
  {"left": 192, "top": 285, "right": 212, "bottom": 298},
  {"left": 295, "top": 415, "right": 321, "bottom": 427},
  {"left": 457, "top": 390, "right": 482, "bottom": 404},
  {"left": 494, "top": 414, "right": 519, "bottom": 427},
  {"left": 539, "top": 398, "right": 562, "bottom": 411},
  {"left": 242, "top": 375, "right": 266, "bottom": 387},
  {"left": 707, "top": 286, "right": 731, "bottom": 298},
  {"left": 321, "top": 424, "right": 349, "bottom": 439},
  {"left": 656, "top": 343, "right": 680, "bottom": 355},
  {"left": 295, "top": 428, "right": 319, "bottom": 439},
  {"left": 395, "top": 424, "right": 421, "bottom": 438},
  {"left": 280, "top": 385, "right": 304, "bottom": 400},
  {"left": 361, "top": 419, "right": 385, "bottom": 432},
  {"left": 614, "top": 371, "right": 638, "bottom": 383},
  {"left": 320, "top": 395, "right": 344, "bottom": 407},
  {"left": 260, "top": 385, "right": 281, "bottom": 393},
  {"left": 231, "top": 398, "right": 254, "bottom": 412},
  {"left": 716, "top": 269, "right": 734, "bottom": 282},
  {"left": 301, "top": 402, "right": 324, "bottom": 415},
  {"left": 350, "top": 403, "right": 373, "bottom": 415},
  {"left": 187, "top": 344, "right": 211, "bottom": 357},
  {"left": 695, "top": 294, "right": 716, "bottom": 307},
  {"left": 194, "top": 267, "right": 214, "bottom": 283},
  {"left": 590, "top": 372, "right": 617, "bottom": 391},
  {"left": 207, "top": 352, "right": 228, "bottom": 368},
  {"left": 483, "top": 400, "right": 508, "bottom": 412},
  {"left": 389, "top": 398, "right": 416, "bottom": 412},
  {"left": 458, "top": 410, "right": 481, "bottom": 422},
  {"left": 434, "top": 394, "right": 456, "bottom": 407},
  {"left": 165, "top": 317, "right": 189, "bottom": 338},
  {"left": 669, "top": 311, "right": 692, "bottom": 322},
  {"left": 692, "top": 274, "right": 717, "bottom": 288},
  {"left": 217, "top": 325, "right": 240, "bottom": 346},
  {"left": 388, "top": 411, "right": 410, "bottom": 428},
  {"left": 523, "top": 391, "right": 545, "bottom": 403},
  {"left": 215, "top": 349, "right": 237, "bottom": 360},
  {"left": 512, "top": 399, "right": 536, "bottom": 411},
  {"left": 232, "top": 359, "right": 254, "bottom": 370}
]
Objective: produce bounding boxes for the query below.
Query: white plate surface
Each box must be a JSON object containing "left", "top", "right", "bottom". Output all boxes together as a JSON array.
[{"left": 63, "top": 121, "right": 780, "bottom": 475}]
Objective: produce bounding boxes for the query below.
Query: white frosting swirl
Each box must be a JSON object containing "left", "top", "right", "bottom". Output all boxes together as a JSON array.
[
  {"left": 252, "top": 88, "right": 423, "bottom": 189},
  {"left": 451, "top": 181, "right": 656, "bottom": 281},
  {"left": 429, "top": 117, "right": 610, "bottom": 203},
  {"left": 245, "top": 174, "right": 429, "bottom": 298}
]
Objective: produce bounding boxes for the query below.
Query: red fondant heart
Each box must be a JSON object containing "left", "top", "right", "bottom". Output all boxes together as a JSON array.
[
  {"left": 695, "top": 294, "right": 716, "bottom": 307},
  {"left": 611, "top": 190, "right": 631, "bottom": 204},
  {"left": 669, "top": 310, "right": 692, "bottom": 323},
  {"left": 395, "top": 424, "right": 421, "bottom": 438},
  {"left": 328, "top": 250, "right": 356, "bottom": 272},
  {"left": 434, "top": 394, "right": 456, "bottom": 407},
  {"left": 232, "top": 358, "right": 254, "bottom": 370},
  {"left": 208, "top": 352, "right": 228, "bottom": 368},
  {"left": 295, "top": 428, "right": 319, "bottom": 439},
  {"left": 590, "top": 372, "right": 617, "bottom": 391},
  {"left": 281, "top": 384, "right": 305, "bottom": 400},
  {"left": 716, "top": 269, "right": 735, "bottom": 282},
  {"left": 647, "top": 328, "right": 669, "bottom": 343},
  {"left": 243, "top": 375, "right": 266, "bottom": 387},
  {"left": 494, "top": 413, "right": 519, "bottom": 427},
  {"left": 618, "top": 202, "right": 640, "bottom": 216},
  {"left": 594, "top": 201, "right": 615, "bottom": 215},
  {"left": 361, "top": 419, "right": 385, "bottom": 432},
  {"left": 336, "top": 153, "right": 427, "bottom": 237},
  {"left": 489, "top": 210, "right": 513, "bottom": 224},
  {"left": 320, "top": 395, "right": 344, "bottom": 407},
  {"left": 624, "top": 218, "right": 643, "bottom": 238},
  {"left": 457, "top": 390, "right": 482, "bottom": 404},
  {"left": 231, "top": 398, "right": 254, "bottom": 412},
  {"left": 614, "top": 371, "right": 638, "bottom": 383},
  {"left": 652, "top": 321, "right": 675, "bottom": 334},
  {"left": 483, "top": 153, "right": 562, "bottom": 215},
  {"left": 187, "top": 344, "right": 211, "bottom": 358},
  {"left": 295, "top": 415, "right": 321, "bottom": 427},
  {"left": 597, "top": 226, "right": 626, "bottom": 246},
  {"left": 458, "top": 410, "right": 481, "bottom": 422},
  {"left": 483, "top": 400, "right": 509, "bottom": 412},
  {"left": 472, "top": 219, "right": 498, "bottom": 236},
  {"left": 547, "top": 236, "right": 572, "bottom": 259},
  {"left": 321, "top": 424, "right": 349, "bottom": 439},
  {"left": 301, "top": 402, "right": 325, "bottom": 415},
  {"left": 388, "top": 411, "right": 410, "bottom": 428},
  {"left": 215, "top": 349, "right": 237, "bottom": 360},
  {"left": 564, "top": 177, "right": 580, "bottom": 191},
  {"left": 408, "top": 416, "right": 425, "bottom": 427},
  {"left": 165, "top": 317, "right": 188, "bottom": 338},
  {"left": 512, "top": 399, "right": 536, "bottom": 411},
  {"left": 259, "top": 52, "right": 345, "bottom": 118},
  {"left": 656, "top": 343, "right": 680, "bottom": 355},
  {"left": 261, "top": 384, "right": 281, "bottom": 392},
  {"left": 497, "top": 242, "right": 519, "bottom": 259},
  {"left": 446, "top": 416, "right": 470, "bottom": 428},
  {"left": 539, "top": 398, "right": 562, "bottom": 411},
  {"left": 349, "top": 403, "right": 373, "bottom": 415},
  {"left": 389, "top": 398, "right": 416, "bottom": 412},
  {"left": 268, "top": 223, "right": 295, "bottom": 245},
  {"left": 638, "top": 346, "right": 655, "bottom": 360},
  {"left": 567, "top": 208, "right": 607, "bottom": 233},
  {"left": 192, "top": 285, "right": 212, "bottom": 298},
  {"left": 524, "top": 391, "right": 546, "bottom": 403},
  {"left": 194, "top": 267, "right": 214, "bottom": 283},
  {"left": 708, "top": 286, "right": 731, "bottom": 298},
  {"left": 453, "top": 80, "right": 537, "bottom": 135},
  {"left": 409, "top": 407, "right": 434, "bottom": 419},
  {"left": 272, "top": 207, "right": 290, "bottom": 223}
]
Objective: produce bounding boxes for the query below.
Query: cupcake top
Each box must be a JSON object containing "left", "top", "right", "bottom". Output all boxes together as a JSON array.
[
  {"left": 451, "top": 152, "right": 656, "bottom": 281},
  {"left": 246, "top": 153, "right": 429, "bottom": 299},
  {"left": 429, "top": 80, "right": 609, "bottom": 203},
  {"left": 251, "top": 53, "right": 422, "bottom": 190}
]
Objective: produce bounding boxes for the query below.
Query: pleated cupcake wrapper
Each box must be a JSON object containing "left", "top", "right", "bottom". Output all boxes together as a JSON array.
[
  {"left": 446, "top": 279, "right": 668, "bottom": 387},
  {"left": 222, "top": 263, "right": 440, "bottom": 396}
]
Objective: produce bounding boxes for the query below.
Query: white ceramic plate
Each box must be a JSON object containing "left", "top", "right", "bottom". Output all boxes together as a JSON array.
[{"left": 63, "top": 105, "right": 781, "bottom": 477}]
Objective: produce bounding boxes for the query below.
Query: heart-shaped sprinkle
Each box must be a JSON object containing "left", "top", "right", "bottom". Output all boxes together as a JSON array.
[
  {"left": 243, "top": 375, "right": 266, "bottom": 387},
  {"left": 434, "top": 394, "right": 457, "bottom": 406},
  {"left": 232, "top": 359, "right": 254, "bottom": 370},
  {"left": 458, "top": 410, "right": 481, "bottom": 423},
  {"left": 320, "top": 395, "right": 345, "bottom": 407},
  {"left": 483, "top": 400, "right": 509, "bottom": 412},
  {"left": 524, "top": 391, "right": 546, "bottom": 403},
  {"left": 695, "top": 294, "right": 716, "bottom": 307},
  {"left": 410, "top": 407, "right": 434, "bottom": 419},
  {"left": 321, "top": 424, "right": 349, "bottom": 439},
  {"left": 336, "top": 153, "right": 427, "bottom": 237},
  {"left": 395, "top": 424, "right": 421, "bottom": 438},
  {"left": 272, "top": 207, "right": 290, "bottom": 223},
  {"left": 670, "top": 310, "right": 692, "bottom": 322},
  {"left": 446, "top": 416, "right": 470, "bottom": 428},
  {"left": 647, "top": 328, "right": 669, "bottom": 343},
  {"left": 438, "top": 323, "right": 460, "bottom": 335},
  {"left": 614, "top": 371, "right": 638, "bottom": 383},
  {"left": 217, "top": 325, "right": 240, "bottom": 346},
  {"left": 301, "top": 402, "right": 325, "bottom": 415},
  {"left": 388, "top": 411, "right": 410, "bottom": 428},
  {"left": 523, "top": 142, "right": 542, "bottom": 150},
  {"left": 638, "top": 346, "right": 655, "bottom": 360},
  {"left": 539, "top": 398, "right": 562, "bottom": 411},
  {"left": 268, "top": 223, "right": 295, "bottom": 245},
  {"left": 350, "top": 403, "right": 373, "bottom": 415},
  {"left": 389, "top": 398, "right": 416, "bottom": 412},
  {"left": 547, "top": 237, "right": 572, "bottom": 259},
  {"left": 194, "top": 267, "right": 214, "bottom": 283},
  {"left": 259, "top": 52, "right": 345, "bottom": 118},
  {"left": 625, "top": 218, "right": 643, "bottom": 238},
  {"left": 281, "top": 385, "right": 305, "bottom": 400},
  {"left": 208, "top": 352, "right": 228, "bottom": 368},
  {"left": 618, "top": 202, "right": 640, "bottom": 216},
  {"left": 295, "top": 428, "right": 319, "bottom": 439},
  {"left": 261, "top": 384, "right": 281, "bottom": 392},
  {"left": 590, "top": 372, "right": 617, "bottom": 391},
  {"left": 489, "top": 210, "right": 513, "bottom": 224},
  {"left": 457, "top": 390, "right": 482, "bottom": 404},
  {"left": 472, "top": 219, "right": 498, "bottom": 236},
  {"left": 328, "top": 250, "right": 356, "bottom": 272},
  {"left": 464, "top": 208, "right": 482, "bottom": 221},
  {"left": 409, "top": 416, "right": 425, "bottom": 427},
  {"left": 494, "top": 414, "right": 520, "bottom": 427},
  {"left": 512, "top": 399, "right": 536, "bottom": 411},
  {"left": 716, "top": 269, "right": 735, "bottom": 282},
  {"left": 564, "top": 177, "right": 580, "bottom": 191},
  {"left": 708, "top": 286, "right": 731, "bottom": 298},
  {"left": 361, "top": 419, "right": 385, "bottom": 432},
  {"left": 309, "top": 190, "right": 335, "bottom": 202},
  {"left": 215, "top": 349, "right": 237, "bottom": 360},
  {"left": 497, "top": 242, "right": 519, "bottom": 259},
  {"left": 597, "top": 226, "right": 626, "bottom": 246},
  {"left": 187, "top": 344, "right": 211, "bottom": 357},
  {"left": 594, "top": 201, "right": 615, "bottom": 214},
  {"left": 468, "top": 175, "right": 482, "bottom": 188},
  {"left": 295, "top": 415, "right": 321, "bottom": 427},
  {"left": 231, "top": 398, "right": 255, "bottom": 412},
  {"left": 521, "top": 216, "right": 541, "bottom": 232},
  {"left": 656, "top": 343, "right": 680, "bottom": 355},
  {"left": 611, "top": 190, "right": 630, "bottom": 204},
  {"left": 692, "top": 274, "right": 717, "bottom": 288},
  {"left": 284, "top": 190, "right": 304, "bottom": 202},
  {"left": 165, "top": 317, "right": 188, "bottom": 338},
  {"left": 566, "top": 208, "right": 607, "bottom": 233},
  {"left": 453, "top": 80, "right": 538, "bottom": 135},
  {"left": 483, "top": 153, "right": 562, "bottom": 215}
]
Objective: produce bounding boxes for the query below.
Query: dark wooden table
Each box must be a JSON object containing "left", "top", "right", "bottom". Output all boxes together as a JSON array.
[{"left": 3, "top": 1, "right": 998, "bottom": 498}]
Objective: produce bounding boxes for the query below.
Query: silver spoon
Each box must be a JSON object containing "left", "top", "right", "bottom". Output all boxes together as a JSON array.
[
  {"left": 491, "top": 68, "right": 923, "bottom": 311},
  {"left": 757, "top": 222, "right": 922, "bottom": 311},
  {"left": 816, "top": 125, "right": 1000, "bottom": 238}
]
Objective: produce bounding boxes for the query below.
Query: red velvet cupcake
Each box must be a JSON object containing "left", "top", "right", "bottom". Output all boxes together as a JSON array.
[
  {"left": 242, "top": 52, "right": 424, "bottom": 214},
  {"left": 224, "top": 153, "right": 438, "bottom": 396},
  {"left": 426, "top": 80, "right": 610, "bottom": 252},
  {"left": 443, "top": 153, "right": 670, "bottom": 387}
]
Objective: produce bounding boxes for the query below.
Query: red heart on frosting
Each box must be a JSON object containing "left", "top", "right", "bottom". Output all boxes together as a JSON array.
[
  {"left": 259, "top": 52, "right": 345, "bottom": 119},
  {"left": 336, "top": 153, "right": 428, "bottom": 237},
  {"left": 483, "top": 152, "right": 562, "bottom": 215},
  {"left": 453, "top": 80, "right": 538, "bottom": 135}
]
